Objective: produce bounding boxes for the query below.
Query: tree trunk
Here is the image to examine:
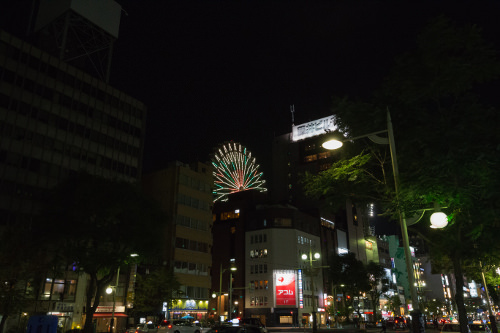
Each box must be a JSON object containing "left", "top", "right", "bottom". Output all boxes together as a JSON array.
[
  {"left": 83, "top": 274, "right": 98, "bottom": 333},
  {"left": 372, "top": 293, "right": 379, "bottom": 322},
  {"left": 83, "top": 271, "right": 115, "bottom": 333},
  {"left": 0, "top": 314, "right": 9, "bottom": 333},
  {"left": 452, "top": 253, "right": 468, "bottom": 333}
]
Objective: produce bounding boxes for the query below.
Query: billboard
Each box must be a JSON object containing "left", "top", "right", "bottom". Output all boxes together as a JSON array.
[
  {"left": 275, "top": 270, "right": 296, "bottom": 306},
  {"left": 292, "top": 116, "right": 339, "bottom": 142}
]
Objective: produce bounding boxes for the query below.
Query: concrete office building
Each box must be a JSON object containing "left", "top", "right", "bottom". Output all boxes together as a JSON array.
[
  {"left": 211, "top": 190, "right": 326, "bottom": 327},
  {"left": 271, "top": 115, "right": 377, "bottom": 263},
  {"left": 142, "top": 161, "right": 214, "bottom": 321},
  {"left": 0, "top": 1, "right": 145, "bottom": 331}
]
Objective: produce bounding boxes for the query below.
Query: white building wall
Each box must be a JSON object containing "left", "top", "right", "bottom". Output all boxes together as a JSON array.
[{"left": 245, "top": 228, "right": 324, "bottom": 318}]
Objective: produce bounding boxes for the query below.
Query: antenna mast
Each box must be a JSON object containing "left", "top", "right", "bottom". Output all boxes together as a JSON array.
[{"left": 290, "top": 104, "right": 295, "bottom": 125}]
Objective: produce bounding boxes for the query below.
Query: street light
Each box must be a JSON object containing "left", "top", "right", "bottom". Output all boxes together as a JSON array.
[
  {"left": 218, "top": 259, "right": 237, "bottom": 323},
  {"left": 106, "top": 267, "right": 121, "bottom": 333},
  {"left": 106, "top": 254, "right": 138, "bottom": 333},
  {"left": 302, "top": 248, "right": 321, "bottom": 333},
  {"left": 322, "top": 111, "right": 447, "bottom": 333}
]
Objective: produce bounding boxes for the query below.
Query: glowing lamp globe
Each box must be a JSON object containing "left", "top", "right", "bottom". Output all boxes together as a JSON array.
[
  {"left": 322, "top": 139, "right": 343, "bottom": 150},
  {"left": 301, "top": 254, "right": 307, "bottom": 260},
  {"left": 106, "top": 287, "right": 113, "bottom": 294},
  {"left": 430, "top": 212, "right": 448, "bottom": 229}
]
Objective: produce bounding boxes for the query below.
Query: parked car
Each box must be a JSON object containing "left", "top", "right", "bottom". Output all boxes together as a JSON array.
[
  {"left": 391, "top": 317, "right": 407, "bottom": 330},
  {"left": 205, "top": 325, "right": 265, "bottom": 333},
  {"left": 441, "top": 323, "right": 471, "bottom": 333},
  {"left": 470, "top": 324, "right": 491, "bottom": 333},
  {"left": 127, "top": 324, "right": 158, "bottom": 333},
  {"left": 159, "top": 320, "right": 203, "bottom": 333},
  {"left": 239, "top": 319, "right": 267, "bottom": 333}
]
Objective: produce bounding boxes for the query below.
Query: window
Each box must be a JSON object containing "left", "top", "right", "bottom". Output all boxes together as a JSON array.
[
  {"left": 304, "top": 144, "right": 316, "bottom": 151},
  {"left": 274, "top": 218, "right": 292, "bottom": 227},
  {"left": 304, "top": 154, "right": 317, "bottom": 162},
  {"left": 221, "top": 210, "right": 240, "bottom": 220},
  {"left": 318, "top": 151, "right": 331, "bottom": 159}
]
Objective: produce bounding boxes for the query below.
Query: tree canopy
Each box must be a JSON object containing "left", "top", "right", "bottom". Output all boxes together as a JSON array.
[
  {"left": 304, "top": 16, "right": 500, "bottom": 333},
  {"left": 40, "top": 172, "right": 168, "bottom": 333}
]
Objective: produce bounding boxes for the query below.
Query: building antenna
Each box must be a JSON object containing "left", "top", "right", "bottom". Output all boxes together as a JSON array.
[{"left": 290, "top": 104, "right": 295, "bottom": 126}]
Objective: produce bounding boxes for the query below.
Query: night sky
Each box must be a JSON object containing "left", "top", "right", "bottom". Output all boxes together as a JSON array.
[
  {"left": 3, "top": 1, "right": 500, "bottom": 176},
  {"left": 108, "top": 1, "right": 500, "bottom": 175}
]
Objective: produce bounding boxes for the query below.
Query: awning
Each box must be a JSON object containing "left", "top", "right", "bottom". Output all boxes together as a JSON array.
[{"left": 93, "top": 313, "right": 128, "bottom": 318}]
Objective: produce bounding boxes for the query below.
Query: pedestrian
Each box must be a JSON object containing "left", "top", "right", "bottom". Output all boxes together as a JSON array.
[
  {"left": 380, "top": 319, "right": 387, "bottom": 333},
  {"left": 433, "top": 319, "right": 438, "bottom": 330}
]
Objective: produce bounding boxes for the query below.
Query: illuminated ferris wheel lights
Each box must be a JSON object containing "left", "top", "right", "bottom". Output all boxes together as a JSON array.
[{"left": 211, "top": 142, "right": 267, "bottom": 202}]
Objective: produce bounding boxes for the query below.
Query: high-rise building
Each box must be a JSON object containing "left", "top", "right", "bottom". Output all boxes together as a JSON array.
[
  {"left": 211, "top": 190, "right": 325, "bottom": 327},
  {"left": 142, "top": 161, "right": 214, "bottom": 321},
  {"left": 0, "top": 1, "right": 146, "bottom": 331},
  {"left": 271, "top": 116, "right": 376, "bottom": 260}
]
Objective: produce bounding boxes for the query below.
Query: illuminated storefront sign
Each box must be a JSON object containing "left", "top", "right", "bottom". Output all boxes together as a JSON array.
[
  {"left": 338, "top": 247, "right": 348, "bottom": 255},
  {"left": 469, "top": 281, "right": 478, "bottom": 297},
  {"left": 292, "top": 116, "right": 338, "bottom": 142},
  {"left": 96, "top": 306, "right": 126, "bottom": 312},
  {"left": 170, "top": 299, "right": 208, "bottom": 310},
  {"left": 275, "top": 270, "right": 297, "bottom": 306},
  {"left": 298, "top": 269, "right": 303, "bottom": 308}
]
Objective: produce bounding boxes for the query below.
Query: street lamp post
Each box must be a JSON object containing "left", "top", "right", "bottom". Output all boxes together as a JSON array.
[
  {"left": 322, "top": 110, "right": 447, "bottom": 333},
  {"left": 229, "top": 270, "right": 234, "bottom": 320},
  {"left": 106, "top": 267, "right": 121, "bottom": 333},
  {"left": 218, "top": 260, "right": 237, "bottom": 323},
  {"left": 480, "top": 262, "right": 498, "bottom": 333},
  {"left": 302, "top": 248, "right": 321, "bottom": 333}
]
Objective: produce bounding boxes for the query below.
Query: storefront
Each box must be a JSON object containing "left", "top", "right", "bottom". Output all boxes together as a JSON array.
[
  {"left": 168, "top": 299, "right": 209, "bottom": 321},
  {"left": 93, "top": 306, "right": 128, "bottom": 333}
]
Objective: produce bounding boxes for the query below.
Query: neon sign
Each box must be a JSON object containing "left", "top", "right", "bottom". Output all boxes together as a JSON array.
[{"left": 275, "top": 270, "right": 297, "bottom": 306}]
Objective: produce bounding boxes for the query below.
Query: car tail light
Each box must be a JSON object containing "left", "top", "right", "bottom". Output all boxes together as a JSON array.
[{"left": 168, "top": 325, "right": 172, "bottom": 329}]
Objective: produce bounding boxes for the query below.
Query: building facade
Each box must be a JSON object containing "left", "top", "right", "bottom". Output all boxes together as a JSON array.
[
  {"left": 271, "top": 116, "right": 378, "bottom": 266},
  {"left": 211, "top": 190, "right": 327, "bottom": 327},
  {"left": 142, "top": 161, "right": 214, "bottom": 321},
  {"left": 0, "top": 1, "right": 146, "bottom": 330}
]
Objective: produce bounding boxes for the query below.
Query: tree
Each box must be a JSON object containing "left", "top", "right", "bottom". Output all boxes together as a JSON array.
[
  {"left": 40, "top": 172, "right": 168, "bottom": 333},
  {"left": 365, "top": 262, "right": 390, "bottom": 321},
  {"left": 0, "top": 223, "right": 51, "bottom": 333},
  {"left": 132, "top": 266, "right": 181, "bottom": 321},
  {"left": 306, "top": 16, "right": 500, "bottom": 333},
  {"left": 386, "top": 295, "right": 402, "bottom": 316},
  {"left": 327, "top": 253, "right": 371, "bottom": 320}
]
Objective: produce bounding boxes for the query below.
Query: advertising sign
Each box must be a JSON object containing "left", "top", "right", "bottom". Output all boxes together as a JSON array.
[
  {"left": 292, "top": 116, "right": 338, "bottom": 142},
  {"left": 275, "top": 270, "right": 296, "bottom": 306}
]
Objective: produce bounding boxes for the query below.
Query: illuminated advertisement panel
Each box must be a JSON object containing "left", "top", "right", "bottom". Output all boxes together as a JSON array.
[
  {"left": 274, "top": 270, "right": 296, "bottom": 306},
  {"left": 298, "top": 269, "right": 303, "bottom": 308},
  {"left": 292, "top": 116, "right": 338, "bottom": 141}
]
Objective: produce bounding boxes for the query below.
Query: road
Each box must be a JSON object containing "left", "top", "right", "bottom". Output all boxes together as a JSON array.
[{"left": 267, "top": 327, "right": 442, "bottom": 333}]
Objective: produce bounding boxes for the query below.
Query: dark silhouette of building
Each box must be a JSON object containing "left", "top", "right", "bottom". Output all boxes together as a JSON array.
[{"left": 0, "top": 1, "right": 145, "bottom": 330}]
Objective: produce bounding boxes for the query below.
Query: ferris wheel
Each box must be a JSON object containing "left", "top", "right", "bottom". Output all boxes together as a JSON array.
[{"left": 211, "top": 142, "right": 267, "bottom": 202}]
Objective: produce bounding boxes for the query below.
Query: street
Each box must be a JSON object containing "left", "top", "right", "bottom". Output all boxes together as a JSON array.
[{"left": 267, "top": 327, "right": 442, "bottom": 333}]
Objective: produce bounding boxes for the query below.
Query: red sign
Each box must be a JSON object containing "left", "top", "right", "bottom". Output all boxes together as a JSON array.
[{"left": 275, "top": 271, "right": 296, "bottom": 306}]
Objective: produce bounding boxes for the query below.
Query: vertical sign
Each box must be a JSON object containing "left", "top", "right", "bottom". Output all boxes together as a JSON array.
[
  {"left": 298, "top": 269, "right": 303, "bottom": 308},
  {"left": 275, "top": 270, "right": 296, "bottom": 306}
]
